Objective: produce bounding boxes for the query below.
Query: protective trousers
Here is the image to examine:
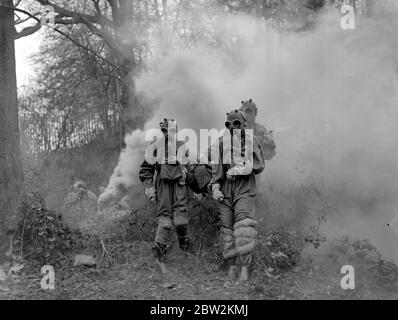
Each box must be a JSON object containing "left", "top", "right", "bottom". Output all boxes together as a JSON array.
[
  {"left": 153, "top": 175, "right": 190, "bottom": 258},
  {"left": 217, "top": 174, "right": 257, "bottom": 266}
]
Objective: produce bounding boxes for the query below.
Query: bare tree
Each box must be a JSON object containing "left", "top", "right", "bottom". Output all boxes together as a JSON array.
[
  {"left": 27, "top": 0, "right": 150, "bottom": 133},
  {"left": 0, "top": 0, "right": 26, "bottom": 246}
]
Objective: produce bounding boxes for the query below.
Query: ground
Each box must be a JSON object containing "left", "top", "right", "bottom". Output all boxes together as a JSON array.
[
  {"left": 1, "top": 240, "right": 397, "bottom": 300},
  {"left": 2, "top": 191, "right": 397, "bottom": 300}
]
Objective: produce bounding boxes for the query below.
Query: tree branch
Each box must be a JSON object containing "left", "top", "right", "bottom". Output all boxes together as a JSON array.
[
  {"left": 32, "top": 0, "right": 134, "bottom": 67},
  {"left": 14, "top": 12, "right": 41, "bottom": 25},
  {"left": 0, "top": 4, "right": 126, "bottom": 73},
  {"left": 34, "top": 0, "right": 116, "bottom": 29},
  {"left": 91, "top": 0, "right": 102, "bottom": 17},
  {"left": 14, "top": 22, "right": 41, "bottom": 39},
  {"left": 0, "top": 5, "right": 43, "bottom": 38}
]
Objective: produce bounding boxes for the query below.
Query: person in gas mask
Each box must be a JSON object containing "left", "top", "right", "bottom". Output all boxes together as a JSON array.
[
  {"left": 240, "top": 99, "right": 276, "bottom": 161},
  {"left": 139, "top": 119, "right": 190, "bottom": 276},
  {"left": 210, "top": 109, "right": 265, "bottom": 282}
]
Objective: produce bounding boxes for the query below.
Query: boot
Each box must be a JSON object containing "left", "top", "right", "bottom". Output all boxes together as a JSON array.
[
  {"left": 156, "top": 254, "right": 168, "bottom": 275},
  {"left": 226, "top": 258, "right": 237, "bottom": 280},
  {"left": 153, "top": 244, "right": 168, "bottom": 275},
  {"left": 240, "top": 266, "right": 249, "bottom": 282},
  {"left": 178, "top": 236, "right": 191, "bottom": 253},
  {"left": 176, "top": 225, "right": 191, "bottom": 252},
  {"left": 153, "top": 244, "right": 177, "bottom": 289},
  {"left": 239, "top": 253, "right": 252, "bottom": 282}
]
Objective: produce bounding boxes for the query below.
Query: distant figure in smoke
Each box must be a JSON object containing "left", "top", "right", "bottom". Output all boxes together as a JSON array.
[
  {"left": 139, "top": 119, "right": 191, "bottom": 277},
  {"left": 240, "top": 99, "right": 276, "bottom": 161},
  {"left": 211, "top": 109, "right": 265, "bottom": 281},
  {"left": 62, "top": 180, "right": 98, "bottom": 229}
]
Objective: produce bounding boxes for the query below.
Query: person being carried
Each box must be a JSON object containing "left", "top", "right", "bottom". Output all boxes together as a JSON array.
[{"left": 240, "top": 99, "right": 276, "bottom": 161}]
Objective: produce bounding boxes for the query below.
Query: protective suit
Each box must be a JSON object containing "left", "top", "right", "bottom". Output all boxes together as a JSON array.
[
  {"left": 62, "top": 180, "right": 98, "bottom": 230},
  {"left": 211, "top": 109, "right": 265, "bottom": 281},
  {"left": 139, "top": 119, "right": 190, "bottom": 266},
  {"left": 241, "top": 99, "right": 276, "bottom": 160}
]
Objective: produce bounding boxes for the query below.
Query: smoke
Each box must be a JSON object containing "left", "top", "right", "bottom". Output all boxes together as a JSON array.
[
  {"left": 103, "top": 4, "right": 398, "bottom": 259},
  {"left": 98, "top": 130, "right": 147, "bottom": 207}
]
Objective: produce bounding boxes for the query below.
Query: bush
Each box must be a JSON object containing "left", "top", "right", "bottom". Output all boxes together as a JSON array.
[
  {"left": 255, "top": 227, "right": 305, "bottom": 273},
  {"left": 13, "top": 193, "right": 100, "bottom": 268},
  {"left": 22, "top": 135, "right": 121, "bottom": 212},
  {"left": 327, "top": 236, "right": 398, "bottom": 290}
]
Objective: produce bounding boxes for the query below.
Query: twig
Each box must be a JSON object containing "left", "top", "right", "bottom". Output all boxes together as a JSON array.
[
  {"left": 100, "top": 239, "right": 108, "bottom": 257},
  {"left": 134, "top": 209, "right": 144, "bottom": 241},
  {"left": 196, "top": 234, "right": 202, "bottom": 257},
  {"left": 0, "top": 5, "right": 127, "bottom": 74},
  {"left": 20, "top": 215, "right": 29, "bottom": 260},
  {"left": 6, "top": 230, "right": 16, "bottom": 257}
]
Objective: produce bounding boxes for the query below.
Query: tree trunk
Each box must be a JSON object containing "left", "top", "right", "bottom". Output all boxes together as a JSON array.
[
  {"left": 112, "top": 0, "right": 147, "bottom": 136},
  {"left": 120, "top": 71, "right": 146, "bottom": 136},
  {"left": 0, "top": 0, "right": 24, "bottom": 246}
]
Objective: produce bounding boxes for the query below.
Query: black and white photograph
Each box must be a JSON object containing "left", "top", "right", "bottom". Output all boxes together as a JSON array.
[{"left": 0, "top": 0, "right": 398, "bottom": 306}]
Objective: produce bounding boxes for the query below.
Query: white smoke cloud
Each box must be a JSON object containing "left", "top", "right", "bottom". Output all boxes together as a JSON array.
[
  {"left": 98, "top": 130, "right": 146, "bottom": 207},
  {"left": 101, "top": 4, "right": 398, "bottom": 258}
]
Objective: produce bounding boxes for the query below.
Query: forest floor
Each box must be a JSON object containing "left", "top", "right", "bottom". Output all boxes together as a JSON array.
[
  {"left": 1, "top": 240, "right": 397, "bottom": 300},
  {"left": 2, "top": 190, "right": 397, "bottom": 300}
]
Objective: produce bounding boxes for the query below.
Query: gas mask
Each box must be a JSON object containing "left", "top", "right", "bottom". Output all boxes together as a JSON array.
[
  {"left": 225, "top": 109, "right": 247, "bottom": 133},
  {"left": 158, "top": 118, "right": 178, "bottom": 163},
  {"left": 224, "top": 110, "right": 254, "bottom": 176},
  {"left": 159, "top": 118, "right": 177, "bottom": 140},
  {"left": 240, "top": 99, "right": 257, "bottom": 128}
]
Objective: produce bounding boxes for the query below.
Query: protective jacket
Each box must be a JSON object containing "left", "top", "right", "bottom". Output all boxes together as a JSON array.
[
  {"left": 253, "top": 123, "right": 276, "bottom": 161},
  {"left": 210, "top": 130, "right": 265, "bottom": 260},
  {"left": 139, "top": 137, "right": 190, "bottom": 255}
]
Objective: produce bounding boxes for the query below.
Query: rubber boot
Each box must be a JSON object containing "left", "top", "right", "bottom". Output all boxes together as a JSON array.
[
  {"left": 156, "top": 255, "right": 168, "bottom": 275},
  {"left": 239, "top": 253, "right": 252, "bottom": 282},
  {"left": 240, "top": 266, "right": 249, "bottom": 282},
  {"left": 153, "top": 244, "right": 177, "bottom": 289},
  {"left": 178, "top": 237, "right": 191, "bottom": 252},
  {"left": 153, "top": 244, "right": 168, "bottom": 275},
  {"left": 226, "top": 258, "right": 237, "bottom": 280},
  {"left": 176, "top": 225, "right": 191, "bottom": 253}
]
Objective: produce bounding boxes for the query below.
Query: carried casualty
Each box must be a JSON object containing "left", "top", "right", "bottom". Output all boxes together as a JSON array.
[{"left": 240, "top": 99, "right": 276, "bottom": 161}]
